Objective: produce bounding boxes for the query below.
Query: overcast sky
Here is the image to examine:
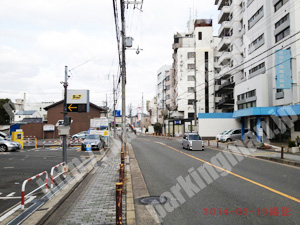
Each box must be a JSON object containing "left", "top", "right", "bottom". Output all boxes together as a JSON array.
[{"left": 0, "top": 0, "right": 219, "bottom": 114}]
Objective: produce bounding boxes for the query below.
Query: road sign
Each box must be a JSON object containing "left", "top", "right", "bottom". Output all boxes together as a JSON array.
[
  {"left": 103, "top": 131, "right": 109, "bottom": 136},
  {"left": 67, "top": 104, "right": 87, "bottom": 112},
  {"left": 258, "top": 128, "right": 263, "bottom": 137},
  {"left": 86, "top": 143, "right": 91, "bottom": 151}
]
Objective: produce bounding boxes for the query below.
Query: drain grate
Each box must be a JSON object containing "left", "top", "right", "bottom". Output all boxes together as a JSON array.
[{"left": 139, "top": 196, "right": 168, "bottom": 205}]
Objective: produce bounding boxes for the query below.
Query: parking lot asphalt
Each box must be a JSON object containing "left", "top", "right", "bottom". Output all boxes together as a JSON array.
[{"left": 0, "top": 146, "right": 102, "bottom": 215}]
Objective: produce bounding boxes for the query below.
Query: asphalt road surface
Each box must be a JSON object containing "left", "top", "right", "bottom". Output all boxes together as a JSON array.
[
  {"left": 0, "top": 146, "right": 101, "bottom": 215},
  {"left": 131, "top": 136, "right": 300, "bottom": 225}
]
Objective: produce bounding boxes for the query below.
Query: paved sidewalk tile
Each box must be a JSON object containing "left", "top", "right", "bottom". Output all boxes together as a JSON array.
[{"left": 57, "top": 138, "right": 126, "bottom": 225}]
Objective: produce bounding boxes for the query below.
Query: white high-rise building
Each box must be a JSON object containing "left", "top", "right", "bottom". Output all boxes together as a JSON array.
[
  {"left": 215, "top": 0, "right": 300, "bottom": 141},
  {"left": 172, "top": 19, "right": 220, "bottom": 121}
]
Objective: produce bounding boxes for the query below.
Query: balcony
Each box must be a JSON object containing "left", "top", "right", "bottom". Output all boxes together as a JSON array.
[
  {"left": 217, "top": 36, "right": 231, "bottom": 51},
  {"left": 218, "top": 51, "right": 232, "bottom": 65},
  {"left": 216, "top": 97, "right": 234, "bottom": 107},
  {"left": 218, "top": 6, "right": 230, "bottom": 24},
  {"left": 218, "top": 21, "right": 231, "bottom": 37},
  {"left": 172, "top": 43, "right": 181, "bottom": 50},
  {"left": 217, "top": 0, "right": 230, "bottom": 10},
  {"left": 218, "top": 66, "right": 232, "bottom": 79},
  {"left": 215, "top": 81, "right": 235, "bottom": 94}
]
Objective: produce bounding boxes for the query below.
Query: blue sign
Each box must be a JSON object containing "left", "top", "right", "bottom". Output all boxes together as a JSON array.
[
  {"left": 276, "top": 49, "right": 292, "bottom": 89},
  {"left": 112, "top": 110, "right": 121, "bottom": 117},
  {"left": 174, "top": 120, "right": 181, "bottom": 125},
  {"left": 86, "top": 143, "right": 91, "bottom": 151}
]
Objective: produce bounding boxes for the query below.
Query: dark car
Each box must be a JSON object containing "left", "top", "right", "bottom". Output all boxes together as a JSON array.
[{"left": 81, "top": 134, "right": 105, "bottom": 151}]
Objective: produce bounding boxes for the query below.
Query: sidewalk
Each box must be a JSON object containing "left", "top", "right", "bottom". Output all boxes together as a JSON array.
[{"left": 54, "top": 138, "right": 125, "bottom": 225}]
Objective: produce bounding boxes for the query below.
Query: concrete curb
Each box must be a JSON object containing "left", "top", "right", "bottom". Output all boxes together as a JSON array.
[
  {"left": 255, "top": 156, "right": 300, "bottom": 167},
  {"left": 128, "top": 142, "right": 161, "bottom": 224},
  {"left": 126, "top": 152, "right": 136, "bottom": 225},
  {"left": 12, "top": 149, "right": 110, "bottom": 225}
]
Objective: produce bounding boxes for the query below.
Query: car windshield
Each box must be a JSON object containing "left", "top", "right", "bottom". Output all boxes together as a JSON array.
[
  {"left": 224, "top": 130, "right": 233, "bottom": 135},
  {"left": 0, "top": 137, "right": 4, "bottom": 141},
  {"left": 85, "top": 135, "right": 99, "bottom": 139},
  {"left": 189, "top": 135, "right": 201, "bottom": 140}
]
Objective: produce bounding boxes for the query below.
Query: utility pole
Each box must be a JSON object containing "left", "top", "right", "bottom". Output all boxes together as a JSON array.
[
  {"left": 193, "top": 31, "right": 198, "bottom": 133},
  {"left": 120, "top": 0, "right": 126, "bottom": 148},
  {"left": 113, "top": 75, "right": 116, "bottom": 138},
  {"left": 141, "top": 93, "right": 143, "bottom": 133},
  {"left": 162, "top": 79, "right": 165, "bottom": 136},
  {"left": 63, "top": 66, "right": 68, "bottom": 163}
]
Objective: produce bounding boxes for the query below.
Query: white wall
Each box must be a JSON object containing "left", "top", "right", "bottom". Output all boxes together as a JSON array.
[{"left": 198, "top": 118, "right": 240, "bottom": 137}]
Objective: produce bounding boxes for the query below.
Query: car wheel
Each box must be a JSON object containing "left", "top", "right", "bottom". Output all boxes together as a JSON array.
[
  {"left": 73, "top": 136, "right": 78, "bottom": 139},
  {"left": 0, "top": 145, "right": 8, "bottom": 152},
  {"left": 226, "top": 138, "right": 232, "bottom": 142},
  {"left": 182, "top": 144, "right": 185, "bottom": 149},
  {"left": 187, "top": 145, "right": 190, "bottom": 150}
]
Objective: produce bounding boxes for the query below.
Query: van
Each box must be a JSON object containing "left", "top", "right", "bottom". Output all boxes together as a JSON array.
[{"left": 182, "top": 133, "right": 204, "bottom": 151}]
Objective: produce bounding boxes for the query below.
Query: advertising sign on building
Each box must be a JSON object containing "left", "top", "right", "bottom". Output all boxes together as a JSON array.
[
  {"left": 276, "top": 49, "right": 292, "bottom": 89},
  {"left": 43, "top": 124, "right": 55, "bottom": 131}
]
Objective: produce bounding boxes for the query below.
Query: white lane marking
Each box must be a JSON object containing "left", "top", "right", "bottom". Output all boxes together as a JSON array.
[
  {"left": 0, "top": 196, "right": 21, "bottom": 199},
  {"left": 6, "top": 192, "right": 16, "bottom": 197},
  {"left": 4, "top": 167, "right": 14, "bottom": 169},
  {"left": 15, "top": 182, "right": 20, "bottom": 185},
  {"left": 0, "top": 196, "right": 36, "bottom": 222}
]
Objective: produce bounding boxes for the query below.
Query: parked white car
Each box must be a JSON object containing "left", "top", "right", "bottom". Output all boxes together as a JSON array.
[
  {"left": 216, "top": 130, "right": 231, "bottom": 142},
  {"left": 221, "top": 128, "right": 250, "bottom": 142},
  {"left": 0, "top": 136, "right": 21, "bottom": 152},
  {"left": 182, "top": 133, "right": 204, "bottom": 151}
]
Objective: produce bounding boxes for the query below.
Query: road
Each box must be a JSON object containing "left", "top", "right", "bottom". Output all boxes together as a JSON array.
[
  {"left": 0, "top": 146, "right": 101, "bottom": 215},
  {"left": 131, "top": 136, "right": 300, "bottom": 225}
]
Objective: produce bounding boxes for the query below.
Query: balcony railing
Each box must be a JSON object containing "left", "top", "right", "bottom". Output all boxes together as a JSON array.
[{"left": 218, "top": 6, "right": 230, "bottom": 24}]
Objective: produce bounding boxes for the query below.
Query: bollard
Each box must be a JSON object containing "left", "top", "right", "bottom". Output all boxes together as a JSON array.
[
  {"left": 217, "top": 140, "right": 219, "bottom": 148},
  {"left": 120, "top": 164, "right": 124, "bottom": 182},
  {"left": 116, "top": 182, "right": 123, "bottom": 225},
  {"left": 121, "top": 150, "right": 125, "bottom": 165},
  {"left": 35, "top": 138, "right": 37, "bottom": 149},
  {"left": 208, "top": 139, "right": 210, "bottom": 146},
  {"left": 281, "top": 145, "right": 284, "bottom": 159},
  {"left": 227, "top": 141, "right": 229, "bottom": 149}
]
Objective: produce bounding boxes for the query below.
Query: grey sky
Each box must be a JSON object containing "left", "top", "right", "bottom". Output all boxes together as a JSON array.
[{"left": 0, "top": 0, "right": 219, "bottom": 114}]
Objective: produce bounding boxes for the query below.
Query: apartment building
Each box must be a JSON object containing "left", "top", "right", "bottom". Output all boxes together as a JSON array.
[
  {"left": 172, "top": 19, "right": 219, "bottom": 120},
  {"left": 215, "top": 0, "right": 300, "bottom": 141}
]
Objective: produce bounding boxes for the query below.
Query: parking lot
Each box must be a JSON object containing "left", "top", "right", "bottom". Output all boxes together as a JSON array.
[{"left": 0, "top": 146, "right": 103, "bottom": 215}]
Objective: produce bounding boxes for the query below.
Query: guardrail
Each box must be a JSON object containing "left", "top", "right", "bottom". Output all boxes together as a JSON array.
[
  {"left": 43, "top": 140, "right": 62, "bottom": 148},
  {"left": 23, "top": 136, "right": 37, "bottom": 149},
  {"left": 21, "top": 171, "right": 48, "bottom": 209},
  {"left": 50, "top": 162, "right": 67, "bottom": 188}
]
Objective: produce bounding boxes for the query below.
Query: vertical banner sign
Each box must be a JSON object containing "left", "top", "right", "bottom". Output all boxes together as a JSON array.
[{"left": 276, "top": 49, "right": 292, "bottom": 89}]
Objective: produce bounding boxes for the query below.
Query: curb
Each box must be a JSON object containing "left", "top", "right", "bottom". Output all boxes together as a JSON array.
[
  {"left": 125, "top": 152, "right": 136, "bottom": 225},
  {"left": 255, "top": 156, "right": 300, "bottom": 167}
]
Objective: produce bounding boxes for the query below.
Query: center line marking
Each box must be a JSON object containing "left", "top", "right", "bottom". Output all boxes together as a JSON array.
[
  {"left": 140, "top": 138, "right": 300, "bottom": 204},
  {"left": 4, "top": 167, "right": 14, "bottom": 169}
]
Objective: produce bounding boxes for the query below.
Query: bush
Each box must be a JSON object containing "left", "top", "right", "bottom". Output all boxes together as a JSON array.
[
  {"left": 154, "top": 123, "right": 162, "bottom": 134},
  {"left": 288, "top": 139, "right": 296, "bottom": 148}
]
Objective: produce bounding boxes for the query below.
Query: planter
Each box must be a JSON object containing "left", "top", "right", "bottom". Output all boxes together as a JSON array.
[{"left": 291, "top": 147, "right": 300, "bottom": 154}]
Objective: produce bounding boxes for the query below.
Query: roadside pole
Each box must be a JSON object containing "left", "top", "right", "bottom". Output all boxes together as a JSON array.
[
  {"left": 113, "top": 75, "right": 116, "bottom": 138},
  {"left": 63, "top": 66, "right": 68, "bottom": 164},
  {"left": 120, "top": 0, "right": 126, "bottom": 151}
]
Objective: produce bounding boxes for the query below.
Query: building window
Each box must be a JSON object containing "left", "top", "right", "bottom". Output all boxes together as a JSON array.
[
  {"left": 294, "top": 120, "right": 300, "bottom": 132},
  {"left": 187, "top": 52, "right": 195, "bottom": 59},
  {"left": 198, "top": 32, "right": 202, "bottom": 40},
  {"left": 275, "top": 0, "right": 289, "bottom": 12},
  {"left": 165, "top": 76, "right": 170, "bottom": 81},
  {"left": 188, "top": 99, "right": 194, "bottom": 105},
  {"left": 238, "top": 101, "right": 256, "bottom": 110},
  {"left": 275, "top": 27, "right": 290, "bottom": 43},
  {"left": 188, "top": 76, "right": 195, "bottom": 81},
  {"left": 249, "top": 62, "right": 265, "bottom": 75},
  {"left": 188, "top": 87, "right": 195, "bottom": 93},
  {"left": 248, "top": 33, "right": 264, "bottom": 50},
  {"left": 275, "top": 14, "right": 289, "bottom": 29},
  {"left": 188, "top": 64, "right": 195, "bottom": 70},
  {"left": 188, "top": 113, "right": 194, "bottom": 118},
  {"left": 248, "top": 6, "right": 264, "bottom": 30}
]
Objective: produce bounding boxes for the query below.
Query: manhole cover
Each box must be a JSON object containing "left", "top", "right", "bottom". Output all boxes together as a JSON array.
[{"left": 139, "top": 196, "right": 168, "bottom": 205}]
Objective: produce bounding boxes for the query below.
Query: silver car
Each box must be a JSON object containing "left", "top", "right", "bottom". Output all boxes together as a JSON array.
[
  {"left": 216, "top": 130, "right": 232, "bottom": 142},
  {"left": 81, "top": 134, "right": 105, "bottom": 151},
  {"left": 221, "top": 128, "right": 250, "bottom": 142},
  {"left": 0, "top": 137, "right": 21, "bottom": 152},
  {"left": 182, "top": 133, "right": 204, "bottom": 151}
]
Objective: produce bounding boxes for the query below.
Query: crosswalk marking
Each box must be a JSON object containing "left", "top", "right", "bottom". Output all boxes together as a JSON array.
[{"left": 6, "top": 192, "right": 15, "bottom": 197}]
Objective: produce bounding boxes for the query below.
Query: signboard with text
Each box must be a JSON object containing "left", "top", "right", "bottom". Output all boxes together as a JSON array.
[
  {"left": 276, "top": 49, "right": 292, "bottom": 89},
  {"left": 67, "top": 89, "right": 90, "bottom": 112}
]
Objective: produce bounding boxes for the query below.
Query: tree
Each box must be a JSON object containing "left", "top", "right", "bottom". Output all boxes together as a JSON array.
[
  {"left": 0, "top": 98, "right": 14, "bottom": 125},
  {"left": 154, "top": 122, "right": 162, "bottom": 134}
]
